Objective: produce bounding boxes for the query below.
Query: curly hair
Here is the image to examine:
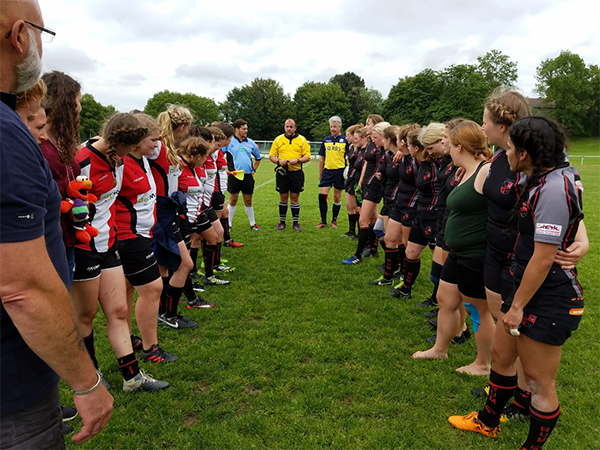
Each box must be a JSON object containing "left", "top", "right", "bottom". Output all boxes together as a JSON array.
[
  {"left": 485, "top": 89, "right": 530, "bottom": 127},
  {"left": 16, "top": 78, "right": 47, "bottom": 111},
  {"left": 450, "top": 120, "right": 493, "bottom": 159},
  {"left": 207, "top": 126, "right": 226, "bottom": 142},
  {"left": 157, "top": 105, "right": 193, "bottom": 165},
  {"left": 507, "top": 116, "right": 567, "bottom": 229},
  {"left": 41, "top": 71, "right": 81, "bottom": 163},
  {"left": 101, "top": 113, "right": 148, "bottom": 169},
  {"left": 176, "top": 136, "right": 212, "bottom": 159}
]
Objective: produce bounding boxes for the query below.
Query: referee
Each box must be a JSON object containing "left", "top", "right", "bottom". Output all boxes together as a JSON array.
[{"left": 269, "top": 119, "right": 311, "bottom": 232}]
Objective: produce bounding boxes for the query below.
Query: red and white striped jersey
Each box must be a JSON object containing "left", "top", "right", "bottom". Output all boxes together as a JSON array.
[
  {"left": 116, "top": 154, "right": 157, "bottom": 240},
  {"left": 148, "top": 139, "right": 180, "bottom": 197},
  {"left": 213, "top": 148, "right": 228, "bottom": 194},
  {"left": 179, "top": 159, "right": 205, "bottom": 223},
  {"left": 75, "top": 141, "right": 123, "bottom": 253}
]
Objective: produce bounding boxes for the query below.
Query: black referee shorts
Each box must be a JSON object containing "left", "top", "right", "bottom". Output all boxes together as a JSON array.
[
  {"left": 276, "top": 169, "right": 305, "bottom": 194},
  {"left": 228, "top": 173, "right": 255, "bottom": 195}
]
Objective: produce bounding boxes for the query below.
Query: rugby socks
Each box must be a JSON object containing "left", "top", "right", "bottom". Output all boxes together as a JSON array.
[
  {"left": 513, "top": 387, "right": 532, "bottom": 414},
  {"left": 332, "top": 202, "right": 341, "bottom": 223},
  {"left": 190, "top": 247, "right": 199, "bottom": 273},
  {"left": 221, "top": 218, "right": 231, "bottom": 241},
  {"left": 244, "top": 206, "right": 256, "bottom": 227},
  {"left": 429, "top": 261, "right": 443, "bottom": 304},
  {"left": 402, "top": 257, "right": 421, "bottom": 293},
  {"left": 370, "top": 236, "right": 380, "bottom": 255},
  {"left": 355, "top": 227, "right": 370, "bottom": 258},
  {"left": 291, "top": 203, "right": 300, "bottom": 224},
  {"left": 83, "top": 331, "right": 99, "bottom": 370},
  {"left": 384, "top": 247, "right": 399, "bottom": 280},
  {"left": 117, "top": 352, "right": 140, "bottom": 381},
  {"left": 478, "top": 370, "right": 518, "bottom": 428},
  {"left": 158, "top": 276, "right": 170, "bottom": 316},
  {"left": 182, "top": 275, "right": 195, "bottom": 301},
  {"left": 228, "top": 205, "right": 236, "bottom": 228},
  {"left": 522, "top": 405, "right": 560, "bottom": 450},
  {"left": 165, "top": 284, "right": 183, "bottom": 318},
  {"left": 279, "top": 202, "right": 288, "bottom": 223},
  {"left": 348, "top": 213, "right": 358, "bottom": 235},
  {"left": 216, "top": 242, "right": 223, "bottom": 264},
  {"left": 397, "top": 244, "right": 407, "bottom": 275},
  {"left": 202, "top": 241, "right": 218, "bottom": 278},
  {"left": 318, "top": 194, "right": 328, "bottom": 224}
]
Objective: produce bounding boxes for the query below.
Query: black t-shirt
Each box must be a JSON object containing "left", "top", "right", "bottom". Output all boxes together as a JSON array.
[
  {"left": 482, "top": 149, "right": 522, "bottom": 256},
  {"left": 395, "top": 155, "right": 420, "bottom": 210},
  {"left": 437, "top": 155, "right": 459, "bottom": 210},
  {"left": 414, "top": 159, "right": 441, "bottom": 211},
  {"left": 0, "top": 94, "right": 67, "bottom": 414},
  {"left": 381, "top": 151, "right": 401, "bottom": 202},
  {"left": 363, "top": 142, "right": 384, "bottom": 187}
]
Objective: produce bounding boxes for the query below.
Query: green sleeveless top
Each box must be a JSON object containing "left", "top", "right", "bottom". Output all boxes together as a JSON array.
[{"left": 445, "top": 161, "right": 489, "bottom": 258}]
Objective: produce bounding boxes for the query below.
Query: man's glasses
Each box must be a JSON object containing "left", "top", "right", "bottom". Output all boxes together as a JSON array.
[{"left": 5, "top": 20, "right": 56, "bottom": 43}]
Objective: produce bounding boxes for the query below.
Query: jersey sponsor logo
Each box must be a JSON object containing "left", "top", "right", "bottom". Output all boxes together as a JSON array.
[
  {"left": 100, "top": 188, "right": 119, "bottom": 202},
  {"left": 137, "top": 192, "right": 156, "bottom": 204},
  {"left": 325, "top": 143, "right": 346, "bottom": 152},
  {"left": 571, "top": 296, "right": 584, "bottom": 302},
  {"left": 536, "top": 223, "right": 562, "bottom": 237},
  {"left": 98, "top": 173, "right": 109, "bottom": 182},
  {"left": 521, "top": 313, "right": 537, "bottom": 328},
  {"left": 168, "top": 165, "right": 179, "bottom": 175},
  {"left": 500, "top": 179, "right": 514, "bottom": 194},
  {"left": 569, "top": 308, "right": 584, "bottom": 316},
  {"left": 133, "top": 176, "right": 145, "bottom": 183}
]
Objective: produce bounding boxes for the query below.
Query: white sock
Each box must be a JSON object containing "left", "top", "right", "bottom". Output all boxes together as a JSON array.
[
  {"left": 374, "top": 217, "right": 384, "bottom": 231},
  {"left": 245, "top": 206, "right": 255, "bottom": 226},
  {"left": 228, "top": 205, "right": 236, "bottom": 228}
]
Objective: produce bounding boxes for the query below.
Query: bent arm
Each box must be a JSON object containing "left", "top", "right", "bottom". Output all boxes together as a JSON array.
[
  {"left": 554, "top": 220, "right": 589, "bottom": 269},
  {"left": 0, "top": 237, "right": 98, "bottom": 391}
]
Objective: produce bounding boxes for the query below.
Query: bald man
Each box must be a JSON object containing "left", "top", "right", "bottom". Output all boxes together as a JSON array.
[
  {"left": 0, "top": 1, "right": 113, "bottom": 447},
  {"left": 269, "top": 119, "right": 311, "bottom": 232}
]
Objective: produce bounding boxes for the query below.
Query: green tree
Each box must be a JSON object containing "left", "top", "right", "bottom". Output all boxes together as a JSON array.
[
  {"left": 476, "top": 49, "right": 518, "bottom": 89},
  {"left": 535, "top": 50, "right": 598, "bottom": 137},
  {"left": 79, "top": 93, "right": 117, "bottom": 140},
  {"left": 293, "top": 82, "right": 351, "bottom": 140},
  {"left": 144, "top": 90, "right": 222, "bottom": 126},
  {"left": 220, "top": 78, "right": 294, "bottom": 140},
  {"left": 329, "top": 72, "right": 365, "bottom": 94},
  {"left": 329, "top": 72, "right": 382, "bottom": 124}
]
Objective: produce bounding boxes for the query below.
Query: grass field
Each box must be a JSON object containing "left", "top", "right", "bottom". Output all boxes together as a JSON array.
[{"left": 64, "top": 139, "right": 599, "bottom": 450}]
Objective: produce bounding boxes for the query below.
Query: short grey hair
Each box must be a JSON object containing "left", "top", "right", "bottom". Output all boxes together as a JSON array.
[{"left": 329, "top": 116, "right": 342, "bottom": 127}]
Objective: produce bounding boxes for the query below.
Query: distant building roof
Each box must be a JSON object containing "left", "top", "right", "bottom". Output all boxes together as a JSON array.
[{"left": 528, "top": 97, "right": 556, "bottom": 108}]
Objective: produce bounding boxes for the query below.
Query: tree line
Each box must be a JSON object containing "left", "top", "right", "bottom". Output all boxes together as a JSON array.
[{"left": 80, "top": 50, "right": 599, "bottom": 141}]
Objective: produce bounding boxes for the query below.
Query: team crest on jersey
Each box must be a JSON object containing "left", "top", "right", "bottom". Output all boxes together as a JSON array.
[
  {"left": 423, "top": 172, "right": 431, "bottom": 181},
  {"left": 450, "top": 177, "right": 459, "bottom": 187},
  {"left": 500, "top": 179, "right": 514, "bottom": 194},
  {"left": 519, "top": 202, "right": 528, "bottom": 218},
  {"left": 445, "top": 166, "right": 453, "bottom": 175},
  {"left": 521, "top": 313, "right": 537, "bottom": 328},
  {"left": 406, "top": 167, "right": 413, "bottom": 174}
]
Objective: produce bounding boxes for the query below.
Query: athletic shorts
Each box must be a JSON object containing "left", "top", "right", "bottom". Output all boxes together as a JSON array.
[
  {"left": 228, "top": 173, "right": 255, "bottom": 195},
  {"left": 180, "top": 214, "right": 211, "bottom": 248},
  {"left": 363, "top": 183, "right": 383, "bottom": 203},
  {"left": 345, "top": 174, "right": 358, "bottom": 194},
  {"left": 319, "top": 168, "right": 345, "bottom": 190},
  {"left": 505, "top": 283, "right": 584, "bottom": 346},
  {"left": 211, "top": 191, "right": 225, "bottom": 211},
  {"left": 484, "top": 246, "right": 515, "bottom": 302},
  {"left": 400, "top": 207, "right": 416, "bottom": 227},
  {"left": 73, "top": 244, "right": 121, "bottom": 281},
  {"left": 435, "top": 209, "right": 451, "bottom": 251},
  {"left": 276, "top": 169, "right": 305, "bottom": 194},
  {"left": 380, "top": 203, "right": 389, "bottom": 216},
  {"left": 204, "top": 206, "right": 218, "bottom": 223},
  {"left": 408, "top": 210, "right": 438, "bottom": 247},
  {"left": 440, "top": 252, "right": 486, "bottom": 299},
  {"left": 171, "top": 217, "right": 184, "bottom": 244},
  {"left": 119, "top": 237, "right": 160, "bottom": 286}
]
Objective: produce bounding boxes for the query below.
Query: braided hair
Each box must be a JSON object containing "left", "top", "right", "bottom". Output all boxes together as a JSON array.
[
  {"left": 157, "top": 105, "right": 193, "bottom": 165},
  {"left": 507, "top": 116, "right": 567, "bottom": 228},
  {"left": 485, "top": 90, "right": 530, "bottom": 127},
  {"left": 100, "top": 113, "right": 149, "bottom": 169}
]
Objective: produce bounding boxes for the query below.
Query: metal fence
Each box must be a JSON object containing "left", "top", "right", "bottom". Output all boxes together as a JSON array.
[
  {"left": 254, "top": 140, "right": 322, "bottom": 158},
  {"left": 569, "top": 155, "right": 600, "bottom": 165}
]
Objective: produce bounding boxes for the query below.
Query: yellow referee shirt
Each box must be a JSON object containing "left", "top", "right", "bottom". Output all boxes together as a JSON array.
[{"left": 269, "top": 133, "right": 311, "bottom": 172}]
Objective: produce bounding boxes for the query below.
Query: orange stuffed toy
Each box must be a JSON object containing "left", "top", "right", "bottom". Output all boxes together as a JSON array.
[{"left": 60, "top": 175, "right": 99, "bottom": 244}]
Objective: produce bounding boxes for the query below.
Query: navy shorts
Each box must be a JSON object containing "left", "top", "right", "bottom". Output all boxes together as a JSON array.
[
  {"left": 119, "top": 237, "right": 160, "bottom": 286},
  {"left": 73, "top": 244, "right": 121, "bottom": 281},
  {"left": 440, "top": 252, "right": 486, "bottom": 299},
  {"left": 319, "top": 168, "right": 345, "bottom": 190}
]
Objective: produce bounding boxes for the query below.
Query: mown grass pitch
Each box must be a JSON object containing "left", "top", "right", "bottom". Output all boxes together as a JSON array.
[{"left": 64, "top": 140, "right": 599, "bottom": 450}]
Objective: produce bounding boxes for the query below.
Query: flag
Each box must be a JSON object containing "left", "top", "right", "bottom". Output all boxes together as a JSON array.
[{"left": 231, "top": 170, "right": 245, "bottom": 180}]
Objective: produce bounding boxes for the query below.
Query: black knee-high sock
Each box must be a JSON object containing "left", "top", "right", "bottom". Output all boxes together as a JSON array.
[
  {"left": 365, "top": 225, "right": 375, "bottom": 249},
  {"left": 117, "top": 352, "right": 140, "bottom": 381},
  {"left": 355, "top": 227, "right": 370, "bottom": 257},
  {"left": 190, "top": 247, "right": 199, "bottom": 273},
  {"left": 159, "top": 276, "right": 170, "bottom": 315},
  {"left": 348, "top": 213, "right": 357, "bottom": 234},
  {"left": 397, "top": 244, "right": 407, "bottom": 274},
  {"left": 291, "top": 203, "right": 300, "bottom": 223},
  {"left": 522, "top": 405, "right": 560, "bottom": 450},
  {"left": 84, "top": 331, "right": 99, "bottom": 370},
  {"left": 384, "top": 248, "right": 399, "bottom": 280},
  {"left": 216, "top": 241, "right": 222, "bottom": 265},
  {"left": 182, "top": 275, "right": 196, "bottom": 301},
  {"left": 332, "top": 202, "right": 341, "bottom": 223},
  {"left": 318, "top": 194, "right": 328, "bottom": 224},
  {"left": 513, "top": 387, "right": 532, "bottom": 413},
  {"left": 379, "top": 239, "right": 387, "bottom": 253},
  {"left": 221, "top": 218, "right": 231, "bottom": 241},
  {"left": 478, "top": 370, "right": 518, "bottom": 428},
  {"left": 279, "top": 202, "right": 288, "bottom": 223},
  {"left": 165, "top": 284, "right": 183, "bottom": 318},
  {"left": 202, "top": 241, "right": 218, "bottom": 278},
  {"left": 370, "top": 236, "right": 380, "bottom": 254},
  {"left": 402, "top": 257, "right": 421, "bottom": 292}
]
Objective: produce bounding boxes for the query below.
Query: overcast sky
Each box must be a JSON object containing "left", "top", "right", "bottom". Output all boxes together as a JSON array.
[{"left": 39, "top": 0, "right": 599, "bottom": 113}]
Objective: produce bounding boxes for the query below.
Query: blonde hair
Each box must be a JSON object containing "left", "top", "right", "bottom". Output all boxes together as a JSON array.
[
  {"left": 372, "top": 121, "right": 392, "bottom": 135},
  {"left": 485, "top": 89, "right": 530, "bottom": 127},
  {"left": 450, "top": 120, "right": 493, "bottom": 159},
  {"left": 419, "top": 123, "right": 445, "bottom": 146},
  {"left": 157, "top": 105, "right": 193, "bottom": 165},
  {"left": 16, "top": 78, "right": 47, "bottom": 111},
  {"left": 346, "top": 123, "right": 364, "bottom": 136},
  {"left": 101, "top": 113, "right": 148, "bottom": 168}
]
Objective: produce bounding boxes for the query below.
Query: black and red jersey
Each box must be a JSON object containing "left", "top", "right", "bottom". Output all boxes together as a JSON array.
[
  {"left": 363, "top": 142, "right": 384, "bottom": 187},
  {"left": 414, "top": 158, "right": 441, "bottom": 211},
  {"left": 116, "top": 154, "right": 157, "bottom": 240},
  {"left": 395, "top": 154, "right": 420, "bottom": 210},
  {"left": 381, "top": 151, "right": 401, "bottom": 203},
  {"left": 75, "top": 140, "right": 122, "bottom": 253},
  {"left": 437, "top": 154, "right": 459, "bottom": 210}
]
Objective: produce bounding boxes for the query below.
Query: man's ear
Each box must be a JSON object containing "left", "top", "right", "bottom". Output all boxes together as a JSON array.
[{"left": 8, "top": 20, "right": 27, "bottom": 54}]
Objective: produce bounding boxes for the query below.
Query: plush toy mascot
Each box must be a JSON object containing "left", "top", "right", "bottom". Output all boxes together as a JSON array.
[{"left": 61, "top": 175, "right": 99, "bottom": 243}]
